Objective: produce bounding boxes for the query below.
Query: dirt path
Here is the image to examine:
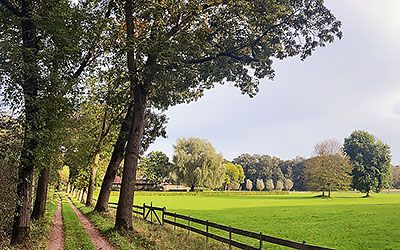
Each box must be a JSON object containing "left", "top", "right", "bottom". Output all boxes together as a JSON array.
[
  {"left": 67, "top": 198, "right": 114, "bottom": 250},
  {"left": 48, "top": 197, "right": 65, "bottom": 250}
]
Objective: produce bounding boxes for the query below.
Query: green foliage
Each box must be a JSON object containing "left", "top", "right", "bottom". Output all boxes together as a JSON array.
[
  {"left": 265, "top": 179, "right": 274, "bottom": 191},
  {"left": 303, "top": 155, "right": 351, "bottom": 195},
  {"left": 344, "top": 130, "right": 392, "bottom": 195},
  {"left": 223, "top": 161, "right": 245, "bottom": 189},
  {"left": 121, "top": 0, "right": 342, "bottom": 110},
  {"left": 173, "top": 137, "right": 225, "bottom": 190},
  {"left": 0, "top": 114, "right": 20, "bottom": 247},
  {"left": 138, "top": 151, "right": 173, "bottom": 184},
  {"left": 280, "top": 157, "right": 306, "bottom": 190},
  {"left": 233, "top": 154, "right": 285, "bottom": 184},
  {"left": 58, "top": 166, "right": 70, "bottom": 190}
]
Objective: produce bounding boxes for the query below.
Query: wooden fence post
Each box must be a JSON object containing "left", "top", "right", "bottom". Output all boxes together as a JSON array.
[
  {"left": 187, "top": 216, "right": 190, "bottom": 235},
  {"left": 150, "top": 202, "right": 153, "bottom": 223},
  {"left": 174, "top": 213, "right": 176, "bottom": 230},
  {"left": 143, "top": 203, "right": 145, "bottom": 219},
  {"left": 162, "top": 207, "right": 166, "bottom": 225},
  {"left": 259, "top": 232, "right": 263, "bottom": 250},
  {"left": 206, "top": 221, "right": 209, "bottom": 243},
  {"left": 229, "top": 226, "right": 232, "bottom": 250}
]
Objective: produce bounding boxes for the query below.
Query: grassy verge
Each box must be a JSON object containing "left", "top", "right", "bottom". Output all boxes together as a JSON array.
[
  {"left": 61, "top": 194, "right": 95, "bottom": 250},
  {"left": 69, "top": 195, "right": 226, "bottom": 250},
  {"left": 10, "top": 190, "right": 58, "bottom": 250}
]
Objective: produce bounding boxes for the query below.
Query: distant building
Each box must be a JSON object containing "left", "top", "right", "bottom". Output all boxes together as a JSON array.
[
  {"left": 112, "top": 176, "right": 160, "bottom": 191},
  {"left": 160, "top": 183, "right": 190, "bottom": 192}
]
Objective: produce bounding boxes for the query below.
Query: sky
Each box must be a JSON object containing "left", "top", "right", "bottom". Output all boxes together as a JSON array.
[{"left": 147, "top": 0, "right": 400, "bottom": 164}]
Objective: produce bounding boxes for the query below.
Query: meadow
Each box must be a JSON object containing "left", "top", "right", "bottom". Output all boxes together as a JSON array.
[{"left": 107, "top": 191, "right": 400, "bottom": 249}]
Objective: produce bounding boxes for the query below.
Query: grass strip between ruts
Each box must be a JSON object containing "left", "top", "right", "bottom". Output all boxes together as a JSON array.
[{"left": 61, "top": 194, "right": 96, "bottom": 250}]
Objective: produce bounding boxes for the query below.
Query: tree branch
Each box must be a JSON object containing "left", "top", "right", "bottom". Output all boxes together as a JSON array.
[
  {"left": 71, "top": 0, "right": 114, "bottom": 80},
  {"left": 185, "top": 11, "right": 298, "bottom": 65},
  {"left": 0, "top": 0, "right": 23, "bottom": 17}
]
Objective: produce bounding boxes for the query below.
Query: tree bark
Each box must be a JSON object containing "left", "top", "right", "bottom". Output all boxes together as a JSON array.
[
  {"left": 86, "top": 152, "right": 100, "bottom": 206},
  {"left": 31, "top": 167, "right": 50, "bottom": 220},
  {"left": 11, "top": 0, "right": 39, "bottom": 244},
  {"left": 115, "top": 85, "right": 147, "bottom": 231},
  {"left": 81, "top": 188, "right": 87, "bottom": 204},
  {"left": 94, "top": 103, "right": 133, "bottom": 212},
  {"left": 114, "top": 0, "right": 146, "bottom": 231}
]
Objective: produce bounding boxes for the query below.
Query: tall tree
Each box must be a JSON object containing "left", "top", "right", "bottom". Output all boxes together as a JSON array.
[
  {"left": 313, "top": 139, "right": 342, "bottom": 156},
  {"left": 0, "top": 0, "right": 41, "bottom": 243},
  {"left": 344, "top": 130, "right": 392, "bottom": 197},
  {"left": 173, "top": 137, "right": 225, "bottom": 191},
  {"left": 391, "top": 165, "right": 400, "bottom": 189},
  {"left": 223, "top": 161, "right": 245, "bottom": 190},
  {"left": 94, "top": 108, "right": 167, "bottom": 212},
  {"left": 233, "top": 154, "right": 284, "bottom": 183},
  {"left": 138, "top": 151, "right": 173, "bottom": 184},
  {"left": 303, "top": 155, "right": 351, "bottom": 197},
  {"left": 114, "top": 0, "right": 342, "bottom": 230},
  {"left": 304, "top": 140, "right": 351, "bottom": 197},
  {"left": 1, "top": 0, "right": 109, "bottom": 242},
  {"left": 0, "top": 113, "right": 21, "bottom": 247}
]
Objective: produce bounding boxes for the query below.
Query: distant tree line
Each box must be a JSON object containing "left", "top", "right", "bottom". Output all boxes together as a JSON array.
[{"left": 136, "top": 131, "right": 394, "bottom": 197}]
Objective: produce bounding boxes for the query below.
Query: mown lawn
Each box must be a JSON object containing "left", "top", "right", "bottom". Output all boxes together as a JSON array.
[{"left": 107, "top": 191, "right": 400, "bottom": 249}]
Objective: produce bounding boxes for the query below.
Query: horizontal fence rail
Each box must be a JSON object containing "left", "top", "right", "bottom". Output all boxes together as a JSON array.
[{"left": 103, "top": 200, "right": 331, "bottom": 250}]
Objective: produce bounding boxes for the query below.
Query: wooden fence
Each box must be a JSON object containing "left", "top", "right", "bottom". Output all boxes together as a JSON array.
[{"left": 106, "top": 202, "right": 331, "bottom": 250}]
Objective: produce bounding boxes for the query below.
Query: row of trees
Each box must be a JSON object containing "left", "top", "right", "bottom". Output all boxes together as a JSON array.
[
  {"left": 135, "top": 131, "right": 393, "bottom": 197},
  {"left": 1, "top": 0, "right": 343, "bottom": 245},
  {"left": 245, "top": 178, "right": 294, "bottom": 191}
]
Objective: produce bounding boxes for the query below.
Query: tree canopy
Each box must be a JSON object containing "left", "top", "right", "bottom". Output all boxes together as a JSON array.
[
  {"left": 344, "top": 130, "right": 391, "bottom": 196},
  {"left": 138, "top": 151, "right": 173, "bottom": 184},
  {"left": 173, "top": 137, "right": 225, "bottom": 191}
]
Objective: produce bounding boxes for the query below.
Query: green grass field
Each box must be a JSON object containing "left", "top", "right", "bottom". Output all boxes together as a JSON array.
[{"left": 107, "top": 191, "right": 400, "bottom": 249}]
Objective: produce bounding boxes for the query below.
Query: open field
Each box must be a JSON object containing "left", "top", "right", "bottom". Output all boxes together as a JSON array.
[{"left": 107, "top": 191, "right": 400, "bottom": 249}]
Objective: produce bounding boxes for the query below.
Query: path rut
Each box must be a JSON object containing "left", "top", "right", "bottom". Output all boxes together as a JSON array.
[
  {"left": 67, "top": 198, "right": 114, "bottom": 250},
  {"left": 48, "top": 197, "right": 65, "bottom": 250}
]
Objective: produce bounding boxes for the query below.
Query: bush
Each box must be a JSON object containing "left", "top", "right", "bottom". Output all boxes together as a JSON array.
[
  {"left": 245, "top": 179, "right": 253, "bottom": 191},
  {"left": 284, "top": 179, "right": 294, "bottom": 191},
  {"left": 276, "top": 180, "right": 284, "bottom": 191},
  {"left": 256, "top": 179, "right": 265, "bottom": 191},
  {"left": 265, "top": 179, "right": 274, "bottom": 191}
]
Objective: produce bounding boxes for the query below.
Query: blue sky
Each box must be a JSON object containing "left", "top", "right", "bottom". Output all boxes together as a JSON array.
[{"left": 147, "top": 0, "right": 400, "bottom": 164}]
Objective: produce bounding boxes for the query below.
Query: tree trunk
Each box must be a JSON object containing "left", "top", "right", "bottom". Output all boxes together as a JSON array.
[
  {"left": 190, "top": 185, "right": 195, "bottom": 192},
  {"left": 114, "top": 0, "right": 149, "bottom": 231},
  {"left": 328, "top": 189, "right": 331, "bottom": 198},
  {"left": 322, "top": 190, "right": 325, "bottom": 197},
  {"left": 115, "top": 85, "right": 147, "bottom": 231},
  {"left": 81, "top": 188, "right": 87, "bottom": 204},
  {"left": 11, "top": 0, "right": 39, "bottom": 244},
  {"left": 31, "top": 167, "right": 50, "bottom": 220},
  {"left": 94, "top": 103, "right": 133, "bottom": 212},
  {"left": 86, "top": 152, "right": 100, "bottom": 206}
]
